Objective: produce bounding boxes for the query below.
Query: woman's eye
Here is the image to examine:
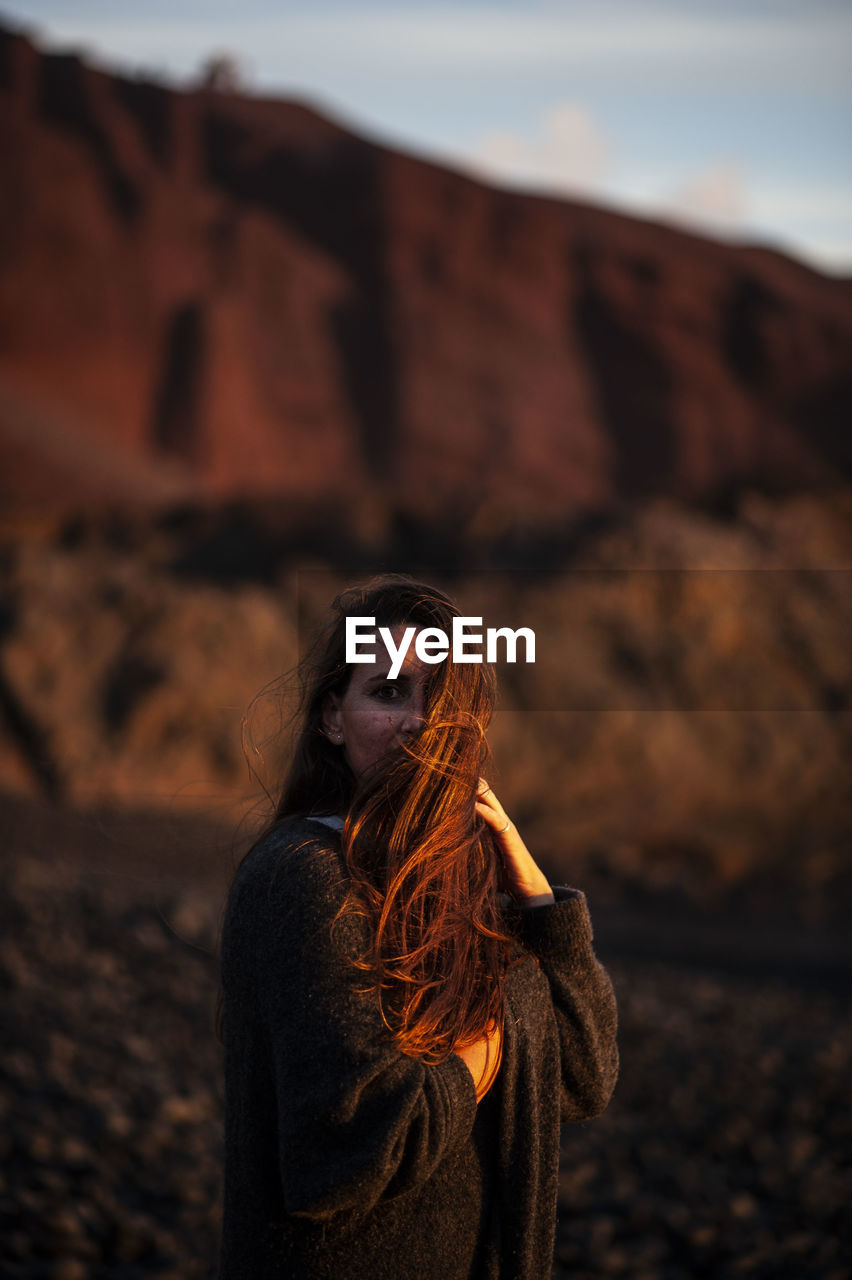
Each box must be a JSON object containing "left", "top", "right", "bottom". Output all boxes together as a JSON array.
[{"left": 373, "top": 683, "right": 401, "bottom": 701}]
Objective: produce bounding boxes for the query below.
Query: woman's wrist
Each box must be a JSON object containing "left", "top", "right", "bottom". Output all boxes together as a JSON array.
[{"left": 507, "top": 852, "right": 553, "bottom": 903}]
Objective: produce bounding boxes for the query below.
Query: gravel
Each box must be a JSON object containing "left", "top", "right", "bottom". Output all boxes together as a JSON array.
[{"left": 1, "top": 838, "right": 849, "bottom": 1279}]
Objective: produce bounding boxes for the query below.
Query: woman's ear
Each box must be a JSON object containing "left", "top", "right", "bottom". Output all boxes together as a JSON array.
[{"left": 322, "top": 693, "right": 344, "bottom": 744}]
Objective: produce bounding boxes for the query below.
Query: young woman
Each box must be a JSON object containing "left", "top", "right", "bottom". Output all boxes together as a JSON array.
[{"left": 219, "top": 575, "right": 618, "bottom": 1280}]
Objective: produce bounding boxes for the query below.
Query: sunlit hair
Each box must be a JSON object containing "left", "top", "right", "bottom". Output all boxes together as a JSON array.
[{"left": 276, "top": 574, "right": 517, "bottom": 1066}]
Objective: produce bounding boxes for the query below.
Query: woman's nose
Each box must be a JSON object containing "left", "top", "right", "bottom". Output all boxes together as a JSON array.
[{"left": 400, "top": 690, "right": 425, "bottom": 736}]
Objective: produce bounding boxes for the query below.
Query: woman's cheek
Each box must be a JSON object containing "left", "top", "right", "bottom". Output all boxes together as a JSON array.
[
  {"left": 370, "top": 711, "right": 405, "bottom": 754},
  {"left": 370, "top": 712, "right": 398, "bottom": 745}
]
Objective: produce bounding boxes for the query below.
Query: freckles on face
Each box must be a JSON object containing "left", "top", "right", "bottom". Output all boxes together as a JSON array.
[{"left": 324, "top": 627, "right": 429, "bottom": 779}]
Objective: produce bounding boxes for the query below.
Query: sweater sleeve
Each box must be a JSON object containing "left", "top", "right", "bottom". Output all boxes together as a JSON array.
[
  {"left": 505, "top": 886, "right": 619, "bottom": 1123},
  {"left": 228, "top": 825, "right": 478, "bottom": 1220}
]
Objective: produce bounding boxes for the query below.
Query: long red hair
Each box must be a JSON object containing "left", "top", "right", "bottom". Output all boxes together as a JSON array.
[{"left": 276, "top": 575, "right": 517, "bottom": 1062}]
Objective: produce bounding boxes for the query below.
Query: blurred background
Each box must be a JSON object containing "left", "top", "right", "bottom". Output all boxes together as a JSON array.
[{"left": 0, "top": 4, "right": 850, "bottom": 1277}]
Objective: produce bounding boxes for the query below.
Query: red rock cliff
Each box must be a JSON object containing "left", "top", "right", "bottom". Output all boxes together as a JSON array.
[{"left": 1, "top": 21, "right": 850, "bottom": 523}]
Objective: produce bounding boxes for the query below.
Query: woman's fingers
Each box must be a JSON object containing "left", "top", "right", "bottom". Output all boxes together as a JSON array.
[
  {"left": 476, "top": 779, "right": 508, "bottom": 827},
  {"left": 475, "top": 782, "right": 511, "bottom": 838},
  {"left": 475, "top": 801, "right": 509, "bottom": 831},
  {"left": 475, "top": 800, "right": 496, "bottom": 827}
]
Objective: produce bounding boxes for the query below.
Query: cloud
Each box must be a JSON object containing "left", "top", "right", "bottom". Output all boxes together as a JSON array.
[
  {"left": 654, "top": 168, "right": 852, "bottom": 271},
  {"left": 658, "top": 161, "right": 748, "bottom": 234},
  {"left": 469, "top": 103, "right": 613, "bottom": 196}
]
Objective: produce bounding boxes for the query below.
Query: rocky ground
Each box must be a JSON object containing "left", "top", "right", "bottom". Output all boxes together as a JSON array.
[{"left": 1, "top": 795, "right": 850, "bottom": 1280}]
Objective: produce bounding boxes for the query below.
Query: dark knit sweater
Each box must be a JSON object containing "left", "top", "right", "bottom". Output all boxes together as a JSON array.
[{"left": 219, "top": 818, "right": 618, "bottom": 1280}]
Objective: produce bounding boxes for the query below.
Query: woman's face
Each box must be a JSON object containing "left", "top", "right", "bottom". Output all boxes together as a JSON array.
[{"left": 322, "top": 624, "right": 429, "bottom": 779}]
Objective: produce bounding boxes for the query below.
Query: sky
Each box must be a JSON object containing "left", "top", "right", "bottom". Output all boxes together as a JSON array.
[{"left": 6, "top": 1, "right": 852, "bottom": 276}]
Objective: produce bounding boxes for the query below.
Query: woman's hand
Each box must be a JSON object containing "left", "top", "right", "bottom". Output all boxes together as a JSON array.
[
  {"left": 475, "top": 778, "right": 554, "bottom": 905},
  {"left": 455, "top": 1019, "right": 503, "bottom": 1102}
]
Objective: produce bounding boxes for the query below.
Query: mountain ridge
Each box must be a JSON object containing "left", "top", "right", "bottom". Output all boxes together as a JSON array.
[{"left": 1, "top": 19, "right": 851, "bottom": 525}]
